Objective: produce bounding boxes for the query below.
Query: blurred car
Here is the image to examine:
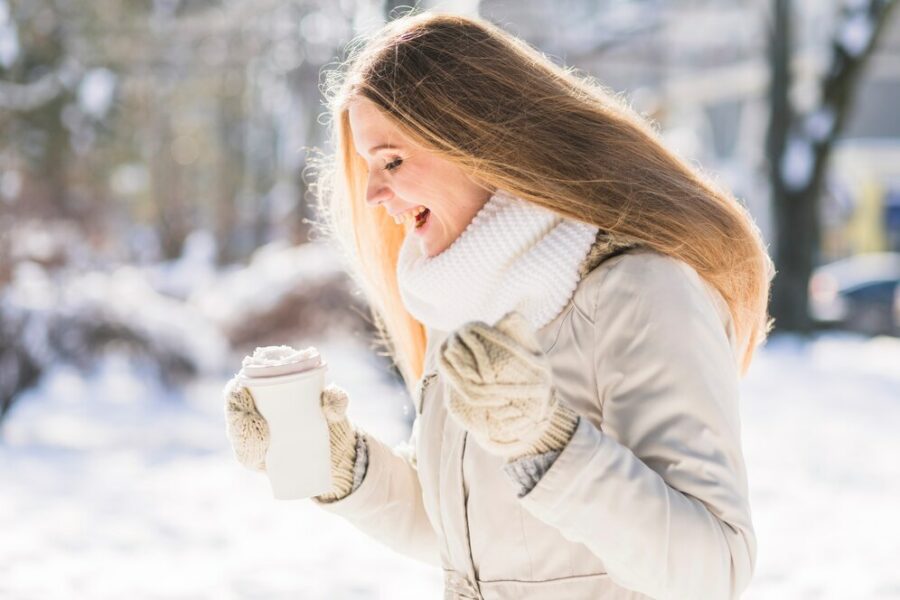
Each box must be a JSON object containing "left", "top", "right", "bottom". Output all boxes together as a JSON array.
[
  {"left": 808, "top": 252, "right": 900, "bottom": 336},
  {"left": 895, "top": 283, "right": 900, "bottom": 332}
]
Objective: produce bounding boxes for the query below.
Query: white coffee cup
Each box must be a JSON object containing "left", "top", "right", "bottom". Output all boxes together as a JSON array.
[{"left": 238, "top": 346, "right": 332, "bottom": 500}]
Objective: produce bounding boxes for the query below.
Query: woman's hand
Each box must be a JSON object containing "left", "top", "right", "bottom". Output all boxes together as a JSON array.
[
  {"left": 223, "top": 376, "right": 361, "bottom": 501},
  {"left": 436, "top": 310, "right": 579, "bottom": 461},
  {"left": 223, "top": 375, "right": 269, "bottom": 471}
]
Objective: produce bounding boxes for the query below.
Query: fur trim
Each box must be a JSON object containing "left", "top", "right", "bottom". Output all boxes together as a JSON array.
[{"left": 577, "top": 229, "right": 641, "bottom": 279}]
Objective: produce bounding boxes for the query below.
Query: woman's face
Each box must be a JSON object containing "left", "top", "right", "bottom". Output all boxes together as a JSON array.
[{"left": 348, "top": 97, "right": 493, "bottom": 258}]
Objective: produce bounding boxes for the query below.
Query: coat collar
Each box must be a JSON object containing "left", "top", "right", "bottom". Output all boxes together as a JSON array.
[{"left": 576, "top": 229, "right": 641, "bottom": 280}]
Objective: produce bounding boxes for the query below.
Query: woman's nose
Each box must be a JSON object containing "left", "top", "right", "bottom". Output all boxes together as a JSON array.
[{"left": 365, "top": 177, "right": 392, "bottom": 207}]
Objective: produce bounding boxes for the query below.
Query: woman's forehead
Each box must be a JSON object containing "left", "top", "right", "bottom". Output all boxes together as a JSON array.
[{"left": 348, "top": 99, "right": 407, "bottom": 152}]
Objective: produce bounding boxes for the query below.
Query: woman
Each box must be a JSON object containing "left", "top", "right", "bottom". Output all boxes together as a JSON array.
[{"left": 224, "top": 10, "right": 774, "bottom": 599}]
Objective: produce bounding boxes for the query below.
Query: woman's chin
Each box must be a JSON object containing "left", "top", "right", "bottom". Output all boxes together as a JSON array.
[
  {"left": 419, "top": 236, "right": 446, "bottom": 258},
  {"left": 416, "top": 217, "right": 452, "bottom": 258},
  {"left": 420, "top": 240, "right": 438, "bottom": 258}
]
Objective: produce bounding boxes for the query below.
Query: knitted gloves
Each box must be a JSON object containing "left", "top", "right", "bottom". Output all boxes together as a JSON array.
[
  {"left": 223, "top": 376, "right": 362, "bottom": 502},
  {"left": 436, "top": 310, "right": 580, "bottom": 461}
]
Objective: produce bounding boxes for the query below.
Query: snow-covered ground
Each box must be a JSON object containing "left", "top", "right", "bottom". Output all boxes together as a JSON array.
[
  {"left": 1, "top": 331, "right": 898, "bottom": 599},
  {"left": 739, "top": 333, "right": 900, "bottom": 600}
]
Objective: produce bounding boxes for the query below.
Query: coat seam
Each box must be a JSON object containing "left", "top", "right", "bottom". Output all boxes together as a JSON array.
[
  {"left": 460, "top": 433, "right": 482, "bottom": 595},
  {"left": 540, "top": 303, "right": 573, "bottom": 354},
  {"left": 477, "top": 571, "right": 610, "bottom": 584},
  {"left": 517, "top": 501, "right": 534, "bottom": 580},
  {"left": 586, "top": 248, "right": 641, "bottom": 428}
]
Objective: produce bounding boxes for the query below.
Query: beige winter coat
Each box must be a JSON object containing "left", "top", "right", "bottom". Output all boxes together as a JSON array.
[{"left": 313, "top": 245, "right": 757, "bottom": 600}]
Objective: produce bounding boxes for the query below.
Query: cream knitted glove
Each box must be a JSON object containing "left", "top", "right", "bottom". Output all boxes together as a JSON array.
[
  {"left": 436, "top": 310, "right": 580, "bottom": 461},
  {"left": 223, "top": 376, "right": 362, "bottom": 502},
  {"left": 313, "top": 383, "right": 362, "bottom": 503}
]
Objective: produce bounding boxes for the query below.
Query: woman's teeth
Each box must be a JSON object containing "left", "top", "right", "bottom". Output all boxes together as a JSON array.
[{"left": 393, "top": 206, "right": 428, "bottom": 226}]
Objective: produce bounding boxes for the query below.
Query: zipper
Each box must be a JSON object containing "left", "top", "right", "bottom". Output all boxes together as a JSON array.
[
  {"left": 459, "top": 431, "right": 483, "bottom": 599},
  {"left": 415, "top": 370, "right": 438, "bottom": 415}
]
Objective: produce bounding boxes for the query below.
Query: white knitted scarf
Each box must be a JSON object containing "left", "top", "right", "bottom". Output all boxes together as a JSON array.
[{"left": 396, "top": 188, "right": 599, "bottom": 333}]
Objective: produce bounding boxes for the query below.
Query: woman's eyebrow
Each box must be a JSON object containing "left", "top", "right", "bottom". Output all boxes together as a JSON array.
[{"left": 368, "top": 143, "right": 401, "bottom": 154}]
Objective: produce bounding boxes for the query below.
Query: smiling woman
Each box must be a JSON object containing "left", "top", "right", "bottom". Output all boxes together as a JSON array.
[
  {"left": 310, "top": 13, "right": 772, "bottom": 390},
  {"left": 347, "top": 96, "right": 494, "bottom": 258},
  {"left": 229, "top": 8, "right": 777, "bottom": 600}
]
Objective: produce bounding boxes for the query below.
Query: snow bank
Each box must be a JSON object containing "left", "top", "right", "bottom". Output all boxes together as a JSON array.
[{"left": 1, "top": 331, "right": 897, "bottom": 598}]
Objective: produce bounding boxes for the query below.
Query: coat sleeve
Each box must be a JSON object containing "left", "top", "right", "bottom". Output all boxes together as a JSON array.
[
  {"left": 310, "top": 414, "right": 441, "bottom": 567},
  {"left": 516, "top": 252, "right": 757, "bottom": 600}
]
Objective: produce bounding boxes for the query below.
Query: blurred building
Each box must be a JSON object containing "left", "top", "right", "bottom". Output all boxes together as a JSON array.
[{"left": 826, "top": 8, "right": 900, "bottom": 258}]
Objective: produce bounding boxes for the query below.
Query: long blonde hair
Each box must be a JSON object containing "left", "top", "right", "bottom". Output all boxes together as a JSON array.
[{"left": 310, "top": 10, "right": 774, "bottom": 389}]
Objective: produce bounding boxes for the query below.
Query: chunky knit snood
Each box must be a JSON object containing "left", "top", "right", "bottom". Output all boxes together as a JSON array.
[
  {"left": 396, "top": 188, "right": 600, "bottom": 334},
  {"left": 318, "top": 195, "right": 640, "bottom": 502}
]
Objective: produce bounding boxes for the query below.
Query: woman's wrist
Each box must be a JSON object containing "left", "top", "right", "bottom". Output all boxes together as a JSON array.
[{"left": 507, "top": 400, "right": 580, "bottom": 462}]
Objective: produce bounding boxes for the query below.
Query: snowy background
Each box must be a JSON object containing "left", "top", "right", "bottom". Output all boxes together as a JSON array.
[
  {"left": 2, "top": 1, "right": 899, "bottom": 598},
  {"left": 2, "top": 240, "right": 899, "bottom": 600}
]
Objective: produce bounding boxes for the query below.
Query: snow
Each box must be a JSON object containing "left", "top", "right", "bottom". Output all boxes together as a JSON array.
[
  {"left": 0, "top": 18, "right": 18, "bottom": 69},
  {"left": 739, "top": 333, "right": 900, "bottom": 599},
  {"left": 804, "top": 106, "right": 836, "bottom": 143},
  {"left": 0, "top": 168, "right": 22, "bottom": 201},
  {"left": 2, "top": 326, "right": 899, "bottom": 597},
  {"left": 144, "top": 229, "right": 218, "bottom": 300},
  {"left": 77, "top": 68, "right": 117, "bottom": 120},
  {"left": 842, "top": 0, "right": 870, "bottom": 10},
  {"left": 837, "top": 10, "right": 876, "bottom": 58},
  {"left": 0, "top": 335, "right": 433, "bottom": 599},
  {"left": 188, "top": 239, "right": 348, "bottom": 332},
  {"left": 780, "top": 134, "right": 816, "bottom": 191}
]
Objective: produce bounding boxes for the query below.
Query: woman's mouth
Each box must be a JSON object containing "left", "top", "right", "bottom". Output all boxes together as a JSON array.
[{"left": 414, "top": 207, "right": 431, "bottom": 231}]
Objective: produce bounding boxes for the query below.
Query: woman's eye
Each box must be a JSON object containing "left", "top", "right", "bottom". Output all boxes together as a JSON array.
[{"left": 384, "top": 157, "right": 403, "bottom": 172}]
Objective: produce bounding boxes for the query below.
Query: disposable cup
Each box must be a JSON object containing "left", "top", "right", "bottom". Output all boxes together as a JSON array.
[{"left": 237, "top": 347, "right": 332, "bottom": 500}]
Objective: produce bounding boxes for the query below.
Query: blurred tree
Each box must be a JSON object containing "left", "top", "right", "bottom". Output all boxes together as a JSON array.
[
  {"left": 0, "top": 0, "right": 81, "bottom": 221},
  {"left": 767, "top": 0, "right": 898, "bottom": 332},
  {"left": 1, "top": 0, "right": 361, "bottom": 266}
]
